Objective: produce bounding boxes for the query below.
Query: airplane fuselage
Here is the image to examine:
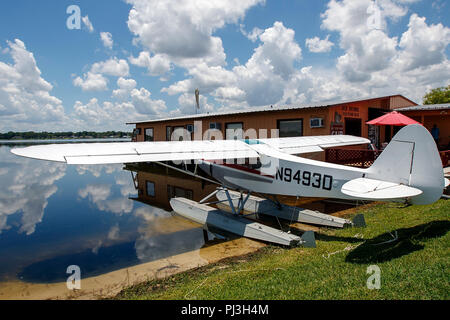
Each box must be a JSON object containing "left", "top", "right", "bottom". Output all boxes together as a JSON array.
[{"left": 199, "top": 155, "right": 366, "bottom": 200}]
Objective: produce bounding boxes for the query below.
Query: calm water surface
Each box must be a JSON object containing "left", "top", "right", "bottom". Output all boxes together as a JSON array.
[{"left": 0, "top": 143, "right": 213, "bottom": 284}]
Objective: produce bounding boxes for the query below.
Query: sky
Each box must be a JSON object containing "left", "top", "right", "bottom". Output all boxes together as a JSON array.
[{"left": 0, "top": 0, "right": 448, "bottom": 132}]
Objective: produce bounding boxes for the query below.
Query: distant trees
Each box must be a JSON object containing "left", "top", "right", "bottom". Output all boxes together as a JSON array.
[
  {"left": 0, "top": 131, "right": 132, "bottom": 140},
  {"left": 423, "top": 85, "right": 450, "bottom": 105}
]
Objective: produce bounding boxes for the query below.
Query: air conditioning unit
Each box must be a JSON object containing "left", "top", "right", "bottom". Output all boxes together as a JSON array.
[{"left": 310, "top": 118, "right": 324, "bottom": 128}]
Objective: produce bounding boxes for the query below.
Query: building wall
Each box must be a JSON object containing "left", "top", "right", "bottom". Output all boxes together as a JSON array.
[
  {"left": 133, "top": 95, "right": 416, "bottom": 147},
  {"left": 402, "top": 110, "right": 450, "bottom": 148},
  {"left": 137, "top": 169, "right": 217, "bottom": 210},
  {"left": 136, "top": 107, "right": 331, "bottom": 142},
  {"left": 390, "top": 96, "right": 417, "bottom": 109}
]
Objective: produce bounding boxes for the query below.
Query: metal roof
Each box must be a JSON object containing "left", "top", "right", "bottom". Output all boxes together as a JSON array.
[
  {"left": 127, "top": 104, "right": 327, "bottom": 125},
  {"left": 127, "top": 94, "right": 416, "bottom": 125},
  {"left": 395, "top": 104, "right": 450, "bottom": 112}
]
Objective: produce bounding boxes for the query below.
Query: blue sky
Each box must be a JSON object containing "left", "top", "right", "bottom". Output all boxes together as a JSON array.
[{"left": 0, "top": 0, "right": 448, "bottom": 132}]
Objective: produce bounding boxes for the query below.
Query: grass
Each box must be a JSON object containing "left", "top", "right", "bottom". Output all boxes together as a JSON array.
[{"left": 115, "top": 199, "right": 450, "bottom": 300}]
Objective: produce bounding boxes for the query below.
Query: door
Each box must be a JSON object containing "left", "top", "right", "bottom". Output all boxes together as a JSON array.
[{"left": 345, "top": 118, "right": 362, "bottom": 137}]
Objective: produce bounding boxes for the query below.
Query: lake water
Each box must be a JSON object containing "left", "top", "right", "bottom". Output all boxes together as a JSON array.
[{"left": 0, "top": 142, "right": 219, "bottom": 285}]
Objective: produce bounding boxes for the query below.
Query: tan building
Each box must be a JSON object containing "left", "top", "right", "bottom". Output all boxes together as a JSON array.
[
  {"left": 394, "top": 104, "right": 450, "bottom": 148},
  {"left": 129, "top": 95, "right": 418, "bottom": 150}
]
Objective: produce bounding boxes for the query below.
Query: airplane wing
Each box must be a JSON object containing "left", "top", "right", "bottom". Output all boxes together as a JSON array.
[
  {"left": 258, "top": 135, "right": 370, "bottom": 154},
  {"left": 341, "top": 178, "right": 423, "bottom": 200},
  {"left": 11, "top": 140, "right": 259, "bottom": 164},
  {"left": 11, "top": 135, "right": 370, "bottom": 165}
]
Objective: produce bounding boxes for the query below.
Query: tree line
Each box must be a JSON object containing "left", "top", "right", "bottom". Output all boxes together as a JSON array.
[
  {"left": 423, "top": 85, "right": 450, "bottom": 105},
  {"left": 0, "top": 131, "right": 132, "bottom": 140}
]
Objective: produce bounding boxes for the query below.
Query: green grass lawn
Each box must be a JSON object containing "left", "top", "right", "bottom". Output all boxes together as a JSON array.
[{"left": 115, "top": 199, "right": 450, "bottom": 300}]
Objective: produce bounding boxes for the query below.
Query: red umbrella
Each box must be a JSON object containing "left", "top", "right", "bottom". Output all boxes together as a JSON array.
[{"left": 366, "top": 111, "right": 421, "bottom": 126}]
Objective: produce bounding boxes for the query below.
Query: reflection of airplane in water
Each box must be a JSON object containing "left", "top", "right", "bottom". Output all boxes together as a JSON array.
[
  {"left": 12, "top": 125, "right": 449, "bottom": 247},
  {"left": 123, "top": 162, "right": 224, "bottom": 243},
  {"left": 123, "top": 161, "right": 360, "bottom": 245}
]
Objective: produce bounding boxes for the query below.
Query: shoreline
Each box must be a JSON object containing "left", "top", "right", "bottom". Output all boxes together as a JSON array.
[
  {"left": 0, "top": 138, "right": 131, "bottom": 145},
  {"left": 0, "top": 237, "right": 264, "bottom": 300}
]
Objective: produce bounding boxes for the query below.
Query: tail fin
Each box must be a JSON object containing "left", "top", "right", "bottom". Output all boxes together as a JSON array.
[{"left": 367, "top": 124, "right": 444, "bottom": 205}]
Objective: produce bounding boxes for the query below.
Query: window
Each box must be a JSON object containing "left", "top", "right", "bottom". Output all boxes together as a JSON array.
[
  {"left": 277, "top": 119, "right": 303, "bottom": 137},
  {"left": 166, "top": 126, "right": 172, "bottom": 141},
  {"left": 167, "top": 185, "right": 193, "bottom": 201},
  {"left": 144, "top": 128, "right": 154, "bottom": 141},
  {"left": 226, "top": 122, "right": 243, "bottom": 140},
  {"left": 146, "top": 181, "right": 155, "bottom": 197},
  {"left": 209, "top": 122, "right": 222, "bottom": 130},
  {"left": 186, "top": 124, "right": 194, "bottom": 133}
]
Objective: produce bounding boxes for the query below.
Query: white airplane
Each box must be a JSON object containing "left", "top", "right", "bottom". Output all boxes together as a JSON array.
[
  {"left": 11, "top": 124, "right": 448, "bottom": 247},
  {"left": 11, "top": 124, "right": 446, "bottom": 205}
]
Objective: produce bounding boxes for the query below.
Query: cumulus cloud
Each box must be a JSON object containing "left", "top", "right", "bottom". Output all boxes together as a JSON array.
[
  {"left": 318, "top": 0, "right": 450, "bottom": 101},
  {"left": 163, "top": 21, "right": 303, "bottom": 108},
  {"left": 76, "top": 164, "right": 121, "bottom": 178},
  {"left": 229, "top": 21, "right": 303, "bottom": 106},
  {"left": 78, "top": 183, "right": 134, "bottom": 215},
  {"left": 133, "top": 205, "right": 205, "bottom": 262},
  {"left": 112, "top": 77, "right": 137, "bottom": 100},
  {"left": 129, "top": 51, "right": 171, "bottom": 76},
  {"left": 163, "top": 63, "right": 237, "bottom": 96},
  {"left": 130, "top": 87, "right": 167, "bottom": 114},
  {"left": 3, "top": 1, "right": 449, "bottom": 130},
  {"left": 0, "top": 147, "right": 66, "bottom": 235},
  {"left": 178, "top": 0, "right": 449, "bottom": 108},
  {"left": 73, "top": 58, "right": 129, "bottom": 92},
  {"left": 305, "top": 35, "right": 334, "bottom": 53},
  {"left": 82, "top": 15, "right": 94, "bottom": 33},
  {"left": 321, "top": 0, "right": 400, "bottom": 82},
  {"left": 91, "top": 58, "right": 129, "bottom": 77},
  {"left": 397, "top": 14, "right": 450, "bottom": 71},
  {"left": 73, "top": 84, "right": 167, "bottom": 131},
  {"left": 126, "top": 0, "right": 264, "bottom": 68},
  {"left": 0, "top": 39, "right": 164, "bottom": 132},
  {"left": 100, "top": 32, "right": 114, "bottom": 49},
  {"left": 73, "top": 71, "right": 108, "bottom": 91},
  {"left": 174, "top": 92, "right": 215, "bottom": 116},
  {"left": 0, "top": 39, "right": 66, "bottom": 130},
  {"left": 240, "top": 25, "right": 264, "bottom": 42}
]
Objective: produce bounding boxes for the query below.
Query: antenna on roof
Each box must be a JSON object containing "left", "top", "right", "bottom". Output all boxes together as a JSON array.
[{"left": 195, "top": 88, "right": 200, "bottom": 114}]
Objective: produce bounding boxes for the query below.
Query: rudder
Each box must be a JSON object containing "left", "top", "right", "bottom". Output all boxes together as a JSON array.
[{"left": 367, "top": 124, "right": 444, "bottom": 205}]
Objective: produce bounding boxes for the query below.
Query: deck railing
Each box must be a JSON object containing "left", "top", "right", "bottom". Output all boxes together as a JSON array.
[
  {"left": 440, "top": 150, "right": 450, "bottom": 168},
  {"left": 325, "top": 148, "right": 381, "bottom": 168},
  {"left": 326, "top": 148, "right": 450, "bottom": 168}
]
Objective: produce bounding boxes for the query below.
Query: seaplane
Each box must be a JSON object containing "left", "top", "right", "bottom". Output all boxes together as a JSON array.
[{"left": 11, "top": 124, "right": 448, "bottom": 247}]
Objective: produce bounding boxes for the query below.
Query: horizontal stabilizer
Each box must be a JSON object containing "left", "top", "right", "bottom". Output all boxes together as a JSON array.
[{"left": 341, "top": 178, "right": 422, "bottom": 200}]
